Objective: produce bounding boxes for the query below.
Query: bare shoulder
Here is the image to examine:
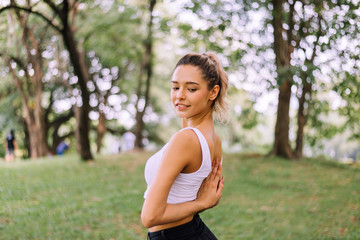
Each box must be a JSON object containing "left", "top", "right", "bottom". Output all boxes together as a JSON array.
[
  {"left": 168, "top": 129, "right": 201, "bottom": 152},
  {"left": 163, "top": 129, "right": 201, "bottom": 164}
]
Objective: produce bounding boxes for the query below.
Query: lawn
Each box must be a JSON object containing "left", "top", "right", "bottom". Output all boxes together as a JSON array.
[{"left": 0, "top": 152, "right": 359, "bottom": 240}]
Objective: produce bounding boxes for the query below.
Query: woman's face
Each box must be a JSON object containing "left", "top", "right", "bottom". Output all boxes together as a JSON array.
[{"left": 171, "top": 65, "right": 215, "bottom": 119}]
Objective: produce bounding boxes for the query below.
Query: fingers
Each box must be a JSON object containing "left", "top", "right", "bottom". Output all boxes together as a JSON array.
[
  {"left": 215, "top": 177, "right": 224, "bottom": 206},
  {"left": 209, "top": 159, "right": 218, "bottom": 181},
  {"left": 216, "top": 162, "right": 222, "bottom": 180},
  {"left": 217, "top": 176, "right": 224, "bottom": 192},
  {"left": 207, "top": 158, "right": 224, "bottom": 188},
  {"left": 212, "top": 158, "right": 216, "bottom": 167},
  {"left": 197, "top": 161, "right": 225, "bottom": 209},
  {"left": 211, "top": 159, "right": 222, "bottom": 181}
]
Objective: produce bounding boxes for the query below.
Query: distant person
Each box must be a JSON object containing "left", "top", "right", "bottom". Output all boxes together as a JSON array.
[
  {"left": 56, "top": 140, "right": 70, "bottom": 155},
  {"left": 121, "top": 132, "right": 135, "bottom": 152},
  {"left": 5, "top": 129, "right": 17, "bottom": 162}
]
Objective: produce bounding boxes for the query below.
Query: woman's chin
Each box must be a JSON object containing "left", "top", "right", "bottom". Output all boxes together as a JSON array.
[{"left": 176, "top": 113, "right": 186, "bottom": 118}]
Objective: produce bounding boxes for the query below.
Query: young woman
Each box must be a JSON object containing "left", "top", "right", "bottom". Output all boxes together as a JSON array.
[{"left": 141, "top": 52, "right": 228, "bottom": 240}]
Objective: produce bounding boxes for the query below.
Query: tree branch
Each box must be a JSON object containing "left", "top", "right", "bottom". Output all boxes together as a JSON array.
[
  {"left": 42, "top": 0, "right": 62, "bottom": 18},
  {"left": 58, "top": 131, "right": 74, "bottom": 141},
  {"left": 0, "top": 5, "right": 62, "bottom": 33},
  {"left": 7, "top": 59, "right": 33, "bottom": 122},
  {"left": 49, "top": 109, "right": 74, "bottom": 128}
]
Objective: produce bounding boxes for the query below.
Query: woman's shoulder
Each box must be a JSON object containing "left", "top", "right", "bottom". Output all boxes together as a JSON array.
[
  {"left": 162, "top": 128, "right": 202, "bottom": 167},
  {"left": 170, "top": 128, "right": 201, "bottom": 147},
  {"left": 166, "top": 129, "right": 201, "bottom": 153}
]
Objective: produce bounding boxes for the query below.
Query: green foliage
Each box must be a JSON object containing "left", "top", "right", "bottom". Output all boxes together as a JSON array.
[
  {"left": 0, "top": 153, "right": 359, "bottom": 239},
  {"left": 0, "top": 77, "right": 25, "bottom": 158},
  {"left": 78, "top": 2, "right": 143, "bottom": 68},
  {"left": 238, "top": 107, "right": 259, "bottom": 130},
  {"left": 175, "top": 0, "right": 251, "bottom": 71},
  {"left": 1, "top": 0, "right": 359, "bottom": 156},
  {"left": 333, "top": 74, "right": 360, "bottom": 142},
  {"left": 306, "top": 97, "right": 343, "bottom": 148}
]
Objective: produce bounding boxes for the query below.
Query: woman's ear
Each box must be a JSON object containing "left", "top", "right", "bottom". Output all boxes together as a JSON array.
[{"left": 209, "top": 85, "right": 220, "bottom": 101}]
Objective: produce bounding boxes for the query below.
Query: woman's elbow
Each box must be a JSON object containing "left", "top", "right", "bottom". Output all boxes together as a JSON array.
[{"left": 141, "top": 211, "right": 157, "bottom": 228}]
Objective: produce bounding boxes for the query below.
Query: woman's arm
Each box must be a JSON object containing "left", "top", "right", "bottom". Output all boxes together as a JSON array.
[{"left": 141, "top": 130, "right": 224, "bottom": 228}]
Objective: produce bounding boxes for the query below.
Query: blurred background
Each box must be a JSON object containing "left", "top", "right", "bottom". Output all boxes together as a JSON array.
[{"left": 0, "top": 0, "right": 359, "bottom": 162}]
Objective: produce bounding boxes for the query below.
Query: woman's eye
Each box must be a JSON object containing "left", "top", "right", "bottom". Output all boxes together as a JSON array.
[
  {"left": 172, "top": 87, "right": 179, "bottom": 90},
  {"left": 189, "top": 89, "right": 197, "bottom": 92}
]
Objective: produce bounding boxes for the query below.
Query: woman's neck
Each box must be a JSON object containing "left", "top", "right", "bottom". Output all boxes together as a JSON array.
[{"left": 181, "top": 109, "right": 214, "bottom": 129}]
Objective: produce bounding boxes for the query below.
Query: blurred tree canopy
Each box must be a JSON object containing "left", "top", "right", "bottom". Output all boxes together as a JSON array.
[
  {"left": 0, "top": 0, "right": 359, "bottom": 161},
  {"left": 181, "top": 0, "right": 360, "bottom": 159}
]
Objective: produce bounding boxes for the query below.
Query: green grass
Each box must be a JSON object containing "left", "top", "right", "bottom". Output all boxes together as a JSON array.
[{"left": 0, "top": 153, "right": 359, "bottom": 240}]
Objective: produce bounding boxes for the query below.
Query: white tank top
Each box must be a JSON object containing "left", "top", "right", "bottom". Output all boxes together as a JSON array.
[{"left": 143, "top": 127, "right": 212, "bottom": 204}]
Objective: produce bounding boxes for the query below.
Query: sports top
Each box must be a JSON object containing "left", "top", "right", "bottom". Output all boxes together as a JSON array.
[{"left": 144, "top": 127, "right": 212, "bottom": 204}]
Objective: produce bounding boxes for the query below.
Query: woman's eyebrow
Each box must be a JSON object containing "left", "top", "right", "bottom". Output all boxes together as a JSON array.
[
  {"left": 171, "top": 81, "right": 200, "bottom": 85},
  {"left": 186, "top": 81, "right": 200, "bottom": 85}
]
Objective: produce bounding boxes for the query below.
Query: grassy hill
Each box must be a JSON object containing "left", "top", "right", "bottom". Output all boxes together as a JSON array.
[{"left": 1, "top": 152, "right": 359, "bottom": 240}]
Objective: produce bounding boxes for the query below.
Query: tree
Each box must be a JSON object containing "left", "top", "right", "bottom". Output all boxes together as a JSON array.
[
  {"left": 270, "top": 0, "right": 360, "bottom": 159},
  {"left": 2, "top": 6, "right": 50, "bottom": 158},
  {"left": 1, "top": 0, "right": 93, "bottom": 160},
  {"left": 270, "top": 0, "right": 294, "bottom": 158},
  {"left": 44, "top": 84, "right": 75, "bottom": 155},
  {"left": 174, "top": 0, "right": 360, "bottom": 159},
  {"left": 76, "top": 1, "right": 144, "bottom": 152},
  {"left": 0, "top": 76, "right": 24, "bottom": 158},
  {"left": 134, "top": 0, "right": 157, "bottom": 149}
]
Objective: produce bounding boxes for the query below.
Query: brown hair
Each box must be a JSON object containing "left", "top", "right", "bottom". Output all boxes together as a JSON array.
[{"left": 174, "top": 52, "right": 228, "bottom": 122}]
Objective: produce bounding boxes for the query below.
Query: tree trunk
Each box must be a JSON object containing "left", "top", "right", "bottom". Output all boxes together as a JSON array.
[
  {"left": 294, "top": 13, "right": 322, "bottom": 158},
  {"left": 96, "top": 111, "right": 106, "bottom": 153},
  {"left": 9, "top": 64, "right": 48, "bottom": 158},
  {"left": 12, "top": 8, "right": 49, "bottom": 158},
  {"left": 23, "top": 120, "right": 31, "bottom": 158},
  {"left": 294, "top": 90, "right": 305, "bottom": 159},
  {"left": 26, "top": 124, "right": 45, "bottom": 158},
  {"left": 134, "top": 108, "right": 145, "bottom": 149},
  {"left": 273, "top": 79, "right": 293, "bottom": 158},
  {"left": 33, "top": 60, "right": 49, "bottom": 157},
  {"left": 2, "top": 0, "right": 93, "bottom": 160},
  {"left": 61, "top": 17, "right": 93, "bottom": 160},
  {"left": 271, "top": 0, "right": 293, "bottom": 159},
  {"left": 294, "top": 79, "right": 312, "bottom": 158},
  {"left": 134, "top": 0, "right": 156, "bottom": 149}
]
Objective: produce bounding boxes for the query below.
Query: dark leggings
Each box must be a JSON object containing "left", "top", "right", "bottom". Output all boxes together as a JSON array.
[{"left": 147, "top": 214, "right": 217, "bottom": 240}]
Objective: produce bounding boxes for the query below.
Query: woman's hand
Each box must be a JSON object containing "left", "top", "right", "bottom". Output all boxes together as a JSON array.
[{"left": 196, "top": 159, "right": 224, "bottom": 211}]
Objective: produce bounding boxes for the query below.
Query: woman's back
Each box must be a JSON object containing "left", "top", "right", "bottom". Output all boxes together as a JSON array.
[{"left": 144, "top": 127, "right": 216, "bottom": 204}]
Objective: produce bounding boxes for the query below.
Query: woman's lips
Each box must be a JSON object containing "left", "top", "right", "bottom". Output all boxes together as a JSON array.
[{"left": 176, "top": 103, "right": 190, "bottom": 111}]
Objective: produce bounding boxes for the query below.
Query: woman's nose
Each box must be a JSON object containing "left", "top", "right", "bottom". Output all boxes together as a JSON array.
[{"left": 176, "top": 88, "right": 186, "bottom": 99}]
